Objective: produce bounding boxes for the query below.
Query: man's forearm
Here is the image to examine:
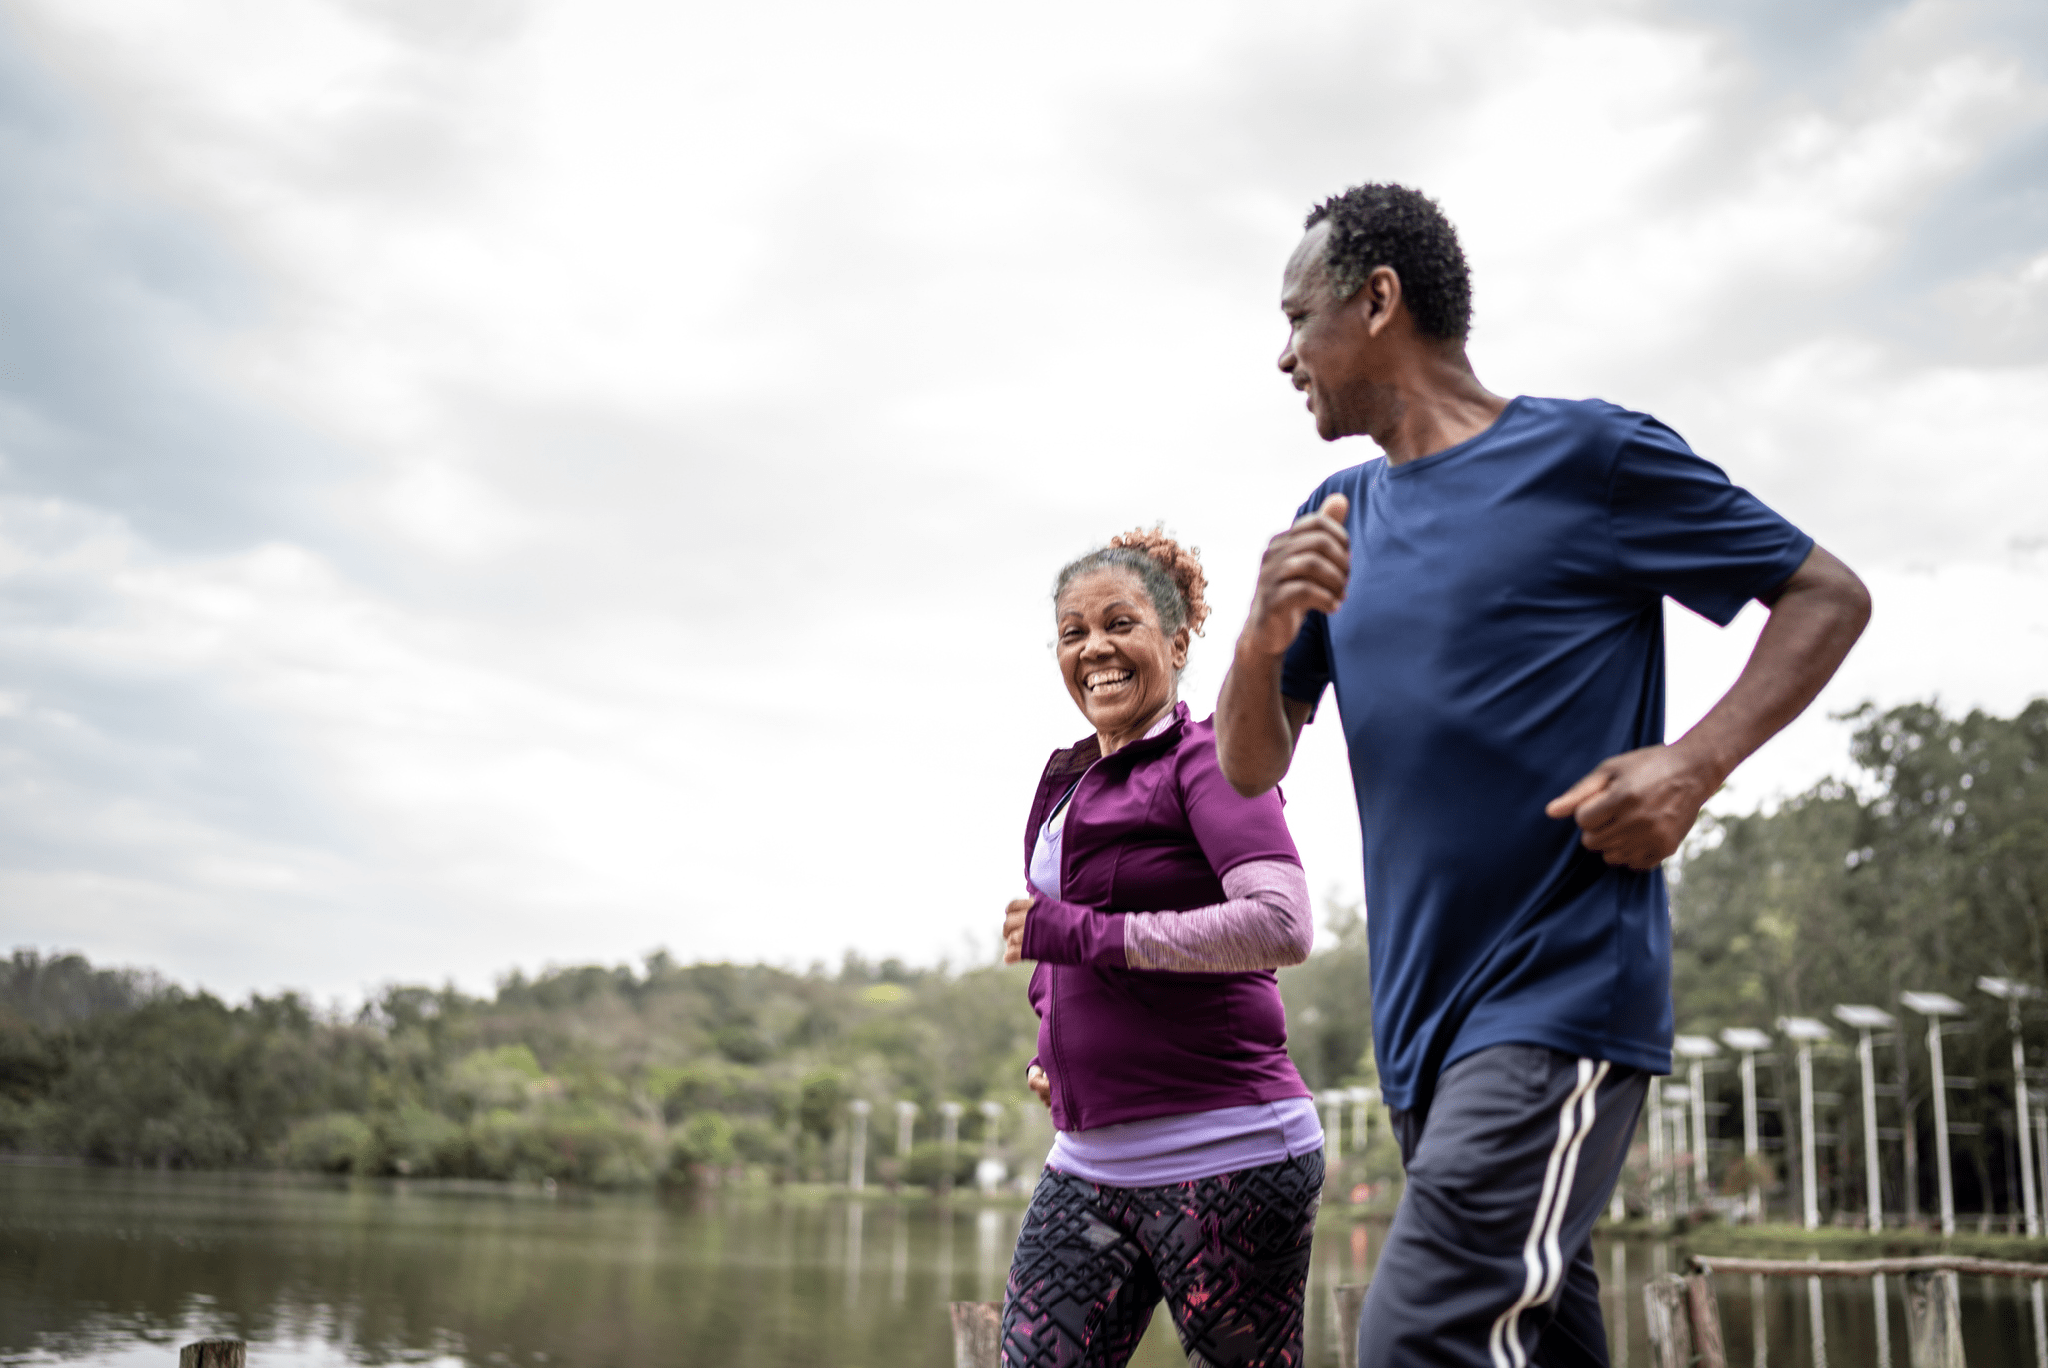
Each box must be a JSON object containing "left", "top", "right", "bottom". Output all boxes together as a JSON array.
[
  {"left": 1673, "top": 545, "right": 1871, "bottom": 786},
  {"left": 1216, "top": 641, "right": 1299, "bottom": 797}
]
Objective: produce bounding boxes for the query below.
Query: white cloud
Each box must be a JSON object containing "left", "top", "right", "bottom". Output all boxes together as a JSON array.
[{"left": 0, "top": 0, "right": 2042, "bottom": 997}]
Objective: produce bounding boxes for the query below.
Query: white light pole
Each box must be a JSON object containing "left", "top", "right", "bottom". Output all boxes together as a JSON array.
[
  {"left": 1834, "top": 1004, "right": 1897, "bottom": 1233},
  {"left": 848, "top": 1099, "right": 872, "bottom": 1191},
  {"left": 1347, "top": 1086, "right": 1374, "bottom": 1156},
  {"left": 2038, "top": 1105, "right": 2048, "bottom": 1239},
  {"left": 1781, "top": 1016, "right": 1834, "bottom": 1231},
  {"left": 1722, "top": 1027, "right": 1773, "bottom": 1222},
  {"left": 938, "top": 1100, "right": 963, "bottom": 1194},
  {"left": 1663, "top": 1083, "right": 1693, "bottom": 1214},
  {"left": 1980, "top": 976, "right": 2041, "bottom": 1238},
  {"left": 1320, "top": 1091, "right": 1344, "bottom": 1162},
  {"left": 1902, "top": 991, "right": 1968, "bottom": 1237},
  {"left": 1675, "top": 1035, "right": 1720, "bottom": 1199},
  {"left": 895, "top": 1100, "right": 919, "bottom": 1157},
  {"left": 1647, "top": 1077, "right": 1668, "bottom": 1224}
]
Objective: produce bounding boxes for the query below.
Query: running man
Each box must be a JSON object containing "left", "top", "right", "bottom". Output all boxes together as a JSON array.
[{"left": 1215, "top": 183, "right": 1870, "bottom": 1368}]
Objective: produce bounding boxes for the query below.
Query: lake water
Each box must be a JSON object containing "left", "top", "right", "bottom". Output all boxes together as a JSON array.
[{"left": 4, "top": 1164, "right": 2047, "bottom": 1367}]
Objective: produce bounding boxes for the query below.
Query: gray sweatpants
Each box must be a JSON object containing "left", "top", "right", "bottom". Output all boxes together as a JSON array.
[{"left": 1358, "top": 1044, "right": 1649, "bottom": 1368}]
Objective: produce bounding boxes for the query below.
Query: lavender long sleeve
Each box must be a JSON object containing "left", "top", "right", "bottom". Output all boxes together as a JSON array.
[{"left": 1122, "top": 859, "right": 1314, "bottom": 972}]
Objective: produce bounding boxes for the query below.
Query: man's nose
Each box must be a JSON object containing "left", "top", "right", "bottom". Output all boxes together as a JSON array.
[{"left": 1277, "top": 342, "right": 1297, "bottom": 374}]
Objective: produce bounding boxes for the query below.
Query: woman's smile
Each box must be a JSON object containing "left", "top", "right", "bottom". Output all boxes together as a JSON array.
[{"left": 1083, "top": 667, "right": 1135, "bottom": 694}]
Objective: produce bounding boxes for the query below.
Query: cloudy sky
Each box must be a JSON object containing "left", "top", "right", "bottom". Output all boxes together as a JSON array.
[{"left": 2, "top": 0, "right": 2045, "bottom": 1002}]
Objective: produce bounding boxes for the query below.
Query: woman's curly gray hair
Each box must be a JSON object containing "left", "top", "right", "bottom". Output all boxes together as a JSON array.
[{"left": 1053, "top": 526, "right": 1210, "bottom": 638}]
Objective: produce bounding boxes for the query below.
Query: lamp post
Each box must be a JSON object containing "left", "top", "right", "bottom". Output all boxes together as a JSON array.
[
  {"left": 1780, "top": 1016, "right": 1834, "bottom": 1231},
  {"left": 895, "top": 1100, "right": 918, "bottom": 1157},
  {"left": 848, "top": 1099, "right": 871, "bottom": 1191},
  {"left": 1674, "top": 1035, "right": 1720, "bottom": 1199},
  {"left": 1663, "top": 1083, "right": 1693, "bottom": 1214},
  {"left": 1979, "top": 976, "right": 2042, "bottom": 1238},
  {"left": 1646, "top": 1077, "right": 1667, "bottom": 1224},
  {"left": 1722, "top": 1027, "right": 1773, "bottom": 1222},
  {"left": 1834, "top": 1003, "right": 1897, "bottom": 1233},
  {"left": 1347, "top": 1086, "right": 1373, "bottom": 1157},
  {"left": 2038, "top": 1104, "right": 2048, "bottom": 1239},
  {"left": 938, "top": 1100, "right": 963, "bottom": 1195},
  {"left": 1902, "top": 990, "right": 1968, "bottom": 1237},
  {"left": 1319, "top": 1091, "right": 1344, "bottom": 1163}
]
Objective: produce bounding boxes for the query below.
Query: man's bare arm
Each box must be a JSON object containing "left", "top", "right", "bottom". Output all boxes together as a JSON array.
[
  {"left": 1217, "top": 494, "right": 1350, "bottom": 796},
  {"left": 1547, "top": 544, "right": 1871, "bottom": 869}
]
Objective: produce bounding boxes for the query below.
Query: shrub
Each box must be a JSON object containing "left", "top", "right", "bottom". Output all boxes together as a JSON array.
[
  {"left": 448, "top": 1045, "right": 544, "bottom": 1114},
  {"left": 458, "top": 1106, "right": 658, "bottom": 1187},
  {"left": 370, "top": 1104, "right": 464, "bottom": 1176},
  {"left": 285, "top": 1113, "right": 374, "bottom": 1173},
  {"left": 670, "top": 1112, "right": 735, "bottom": 1169},
  {"left": 900, "top": 1140, "right": 976, "bottom": 1189}
]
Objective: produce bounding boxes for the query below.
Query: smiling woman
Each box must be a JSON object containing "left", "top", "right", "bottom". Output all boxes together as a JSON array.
[{"left": 993, "top": 529, "right": 1325, "bottom": 1368}]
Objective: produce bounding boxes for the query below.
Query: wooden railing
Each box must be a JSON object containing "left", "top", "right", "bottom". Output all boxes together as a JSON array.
[{"left": 1644, "top": 1253, "right": 2048, "bottom": 1368}]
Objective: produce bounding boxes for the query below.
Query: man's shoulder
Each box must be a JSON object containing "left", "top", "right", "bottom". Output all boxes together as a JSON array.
[
  {"left": 1509, "top": 395, "right": 1661, "bottom": 446},
  {"left": 1295, "top": 459, "right": 1382, "bottom": 516}
]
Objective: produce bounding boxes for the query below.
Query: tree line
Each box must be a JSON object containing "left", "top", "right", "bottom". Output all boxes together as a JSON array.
[
  {"left": 0, "top": 900, "right": 1380, "bottom": 1191},
  {"left": 1669, "top": 697, "right": 2048, "bottom": 1226}
]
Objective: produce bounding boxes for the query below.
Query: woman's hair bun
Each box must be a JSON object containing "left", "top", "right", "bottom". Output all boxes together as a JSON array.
[{"left": 1107, "top": 525, "right": 1209, "bottom": 636}]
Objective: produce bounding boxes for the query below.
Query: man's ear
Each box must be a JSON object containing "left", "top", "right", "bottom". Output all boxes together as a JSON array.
[{"left": 1360, "top": 265, "right": 1403, "bottom": 337}]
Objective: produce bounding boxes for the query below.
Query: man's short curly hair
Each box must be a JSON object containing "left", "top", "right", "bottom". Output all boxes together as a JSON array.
[{"left": 1305, "top": 183, "right": 1471, "bottom": 342}]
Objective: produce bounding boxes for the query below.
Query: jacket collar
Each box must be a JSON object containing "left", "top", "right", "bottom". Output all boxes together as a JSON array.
[{"left": 1046, "top": 700, "right": 1190, "bottom": 780}]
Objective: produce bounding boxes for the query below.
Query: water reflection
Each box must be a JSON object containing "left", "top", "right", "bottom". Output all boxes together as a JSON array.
[
  {"left": 1870, "top": 1271, "right": 1890, "bottom": 1368},
  {"left": 1748, "top": 1274, "right": 1765, "bottom": 1368},
  {"left": 1806, "top": 1275, "right": 1827, "bottom": 1368},
  {"left": 977, "top": 1207, "right": 1004, "bottom": 1303},
  {"left": 845, "top": 1200, "right": 864, "bottom": 1307},
  {"left": 892, "top": 1204, "right": 910, "bottom": 1305},
  {"left": 10, "top": 1166, "right": 2048, "bottom": 1368}
]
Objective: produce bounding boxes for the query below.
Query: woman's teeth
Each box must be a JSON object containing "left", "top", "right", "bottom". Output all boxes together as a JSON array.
[{"left": 1084, "top": 669, "right": 1134, "bottom": 692}]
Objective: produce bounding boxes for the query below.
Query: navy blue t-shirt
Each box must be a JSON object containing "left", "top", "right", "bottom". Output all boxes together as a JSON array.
[{"left": 1280, "top": 396, "right": 1813, "bottom": 1111}]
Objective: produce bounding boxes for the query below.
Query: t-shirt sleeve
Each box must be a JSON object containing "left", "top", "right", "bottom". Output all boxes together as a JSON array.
[
  {"left": 1277, "top": 483, "right": 1340, "bottom": 710},
  {"left": 1609, "top": 416, "right": 1815, "bottom": 627},
  {"left": 1180, "top": 731, "right": 1301, "bottom": 878},
  {"left": 1279, "top": 611, "right": 1332, "bottom": 710}
]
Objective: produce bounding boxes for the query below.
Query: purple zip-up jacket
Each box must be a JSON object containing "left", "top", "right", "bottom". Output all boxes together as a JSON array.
[{"left": 1021, "top": 702, "right": 1313, "bottom": 1132}]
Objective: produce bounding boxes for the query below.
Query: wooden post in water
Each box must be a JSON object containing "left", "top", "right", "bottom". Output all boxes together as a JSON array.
[
  {"left": 950, "top": 1301, "right": 1002, "bottom": 1368},
  {"left": 1642, "top": 1275, "right": 1692, "bottom": 1368},
  {"left": 1330, "top": 1283, "right": 1368, "bottom": 1368},
  {"left": 1903, "top": 1270, "right": 1965, "bottom": 1368},
  {"left": 178, "top": 1341, "right": 245, "bottom": 1368},
  {"left": 1683, "top": 1271, "right": 1727, "bottom": 1368}
]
